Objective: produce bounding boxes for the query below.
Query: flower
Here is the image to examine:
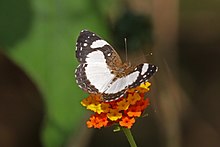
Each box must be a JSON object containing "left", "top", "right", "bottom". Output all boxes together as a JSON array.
[
  {"left": 117, "top": 99, "right": 130, "bottom": 111},
  {"left": 127, "top": 106, "right": 142, "bottom": 117},
  {"left": 127, "top": 93, "right": 141, "bottom": 105},
  {"left": 139, "top": 82, "right": 151, "bottom": 91},
  {"left": 136, "top": 98, "right": 150, "bottom": 110},
  {"left": 100, "top": 103, "right": 111, "bottom": 113},
  {"left": 86, "top": 115, "right": 96, "bottom": 128},
  {"left": 119, "top": 117, "right": 135, "bottom": 129},
  {"left": 107, "top": 109, "right": 122, "bottom": 121},
  {"left": 81, "top": 82, "right": 153, "bottom": 129},
  {"left": 81, "top": 95, "right": 94, "bottom": 107},
  {"left": 87, "top": 113, "right": 108, "bottom": 129},
  {"left": 87, "top": 103, "right": 103, "bottom": 114}
]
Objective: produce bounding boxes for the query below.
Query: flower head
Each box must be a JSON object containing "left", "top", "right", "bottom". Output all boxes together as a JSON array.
[
  {"left": 127, "top": 105, "right": 142, "bottom": 117},
  {"left": 100, "top": 103, "right": 111, "bottom": 113},
  {"left": 87, "top": 113, "right": 108, "bottom": 129},
  {"left": 81, "top": 82, "right": 153, "bottom": 129},
  {"left": 119, "top": 117, "right": 135, "bottom": 129},
  {"left": 107, "top": 109, "right": 122, "bottom": 121},
  {"left": 87, "top": 103, "right": 103, "bottom": 114},
  {"left": 127, "top": 93, "right": 141, "bottom": 105},
  {"left": 117, "top": 99, "right": 130, "bottom": 111}
]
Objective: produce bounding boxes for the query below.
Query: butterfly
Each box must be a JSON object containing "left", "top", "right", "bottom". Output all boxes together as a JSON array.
[{"left": 75, "top": 30, "right": 158, "bottom": 102}]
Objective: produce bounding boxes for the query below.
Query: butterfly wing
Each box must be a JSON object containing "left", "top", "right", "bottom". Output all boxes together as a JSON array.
[
  {"left": 75, "top": 30, "right": 158, "bottom": 102},
  {"left": 102, "top": 63, "right": 158, "bottom": 101},
  {"left": 76, "top": 30, "right": 122, "bottom": 64},
  {"left": 75, "top": 30, "right": 122, "bottom": 93}
]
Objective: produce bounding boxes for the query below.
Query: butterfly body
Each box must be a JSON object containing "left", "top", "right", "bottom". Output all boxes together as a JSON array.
[{"left": 75, "top": 30, "right": 158, "bottom": 102}]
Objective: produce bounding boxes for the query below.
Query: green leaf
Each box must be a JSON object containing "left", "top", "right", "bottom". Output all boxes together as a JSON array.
[{"left": 5, "top": 0, "right": 113, "bottom": 146}]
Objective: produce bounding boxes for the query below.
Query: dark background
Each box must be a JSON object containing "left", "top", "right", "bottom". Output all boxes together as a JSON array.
[{"left": 0, "top": 0, "right": 220, "bottom": 146}]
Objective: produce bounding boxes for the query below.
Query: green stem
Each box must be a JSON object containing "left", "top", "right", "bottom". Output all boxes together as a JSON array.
[{"left": 122, "top": 127, "right": 137, "bottom": 147}]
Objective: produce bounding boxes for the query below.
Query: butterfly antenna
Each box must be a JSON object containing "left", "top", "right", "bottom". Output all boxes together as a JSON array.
[{"left": 124, "top": 38, "right": 128, "bottom": 63}]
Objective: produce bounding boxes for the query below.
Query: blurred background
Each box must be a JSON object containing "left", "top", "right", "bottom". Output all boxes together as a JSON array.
[{"left": 0, "top": 0, "right": 220, "bottom": 146}]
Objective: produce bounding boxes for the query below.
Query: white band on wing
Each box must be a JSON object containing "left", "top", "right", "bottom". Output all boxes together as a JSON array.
[
  {"left": 85, "top": 50, "right": 115, "bottom": 92},
  {"left": 90, "top": 40, "right": 109, "bottom": 49}
]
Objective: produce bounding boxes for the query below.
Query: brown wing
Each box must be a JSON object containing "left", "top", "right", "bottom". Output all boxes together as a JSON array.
[
  {"left": 75, "top": 30, "right": 123, "bottom": 94},
  {"left": 76, "top": 30, "right": 122, "bottom": 66}
]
